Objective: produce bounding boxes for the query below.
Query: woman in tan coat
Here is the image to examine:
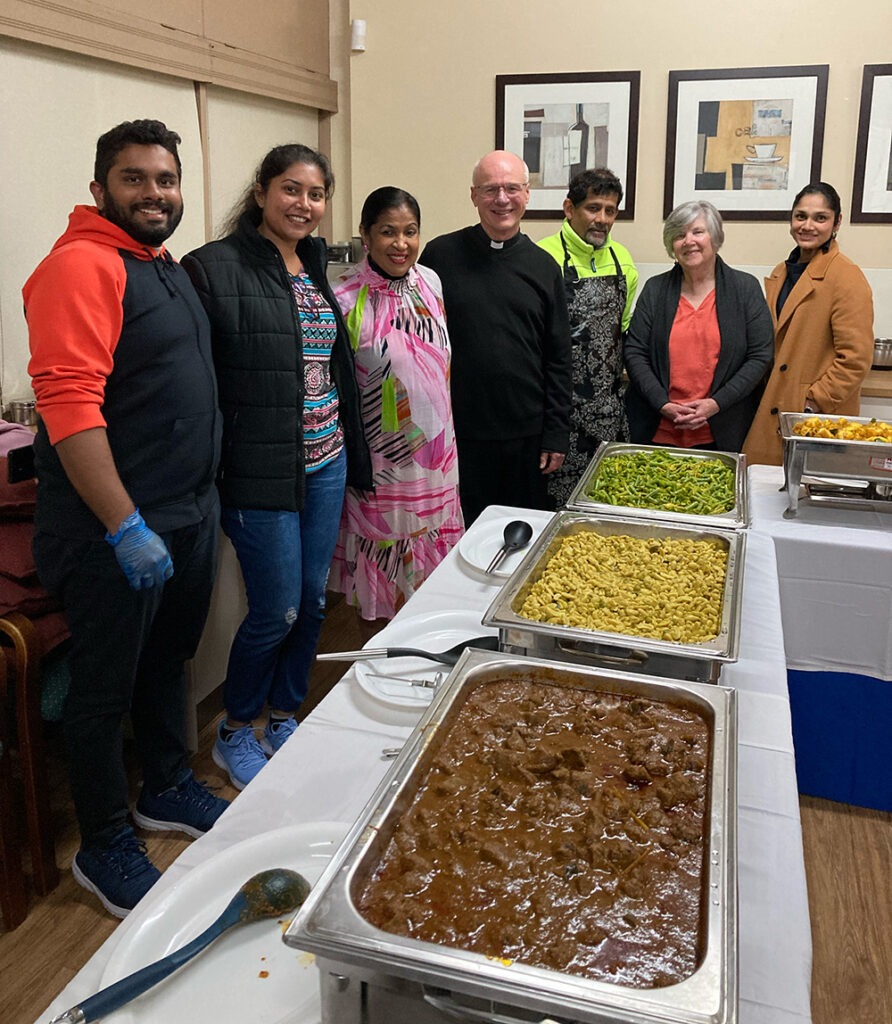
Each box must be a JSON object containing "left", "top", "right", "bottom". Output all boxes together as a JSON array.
[{"left": 743, "top": 183, "right": 874, "bottom": 465}]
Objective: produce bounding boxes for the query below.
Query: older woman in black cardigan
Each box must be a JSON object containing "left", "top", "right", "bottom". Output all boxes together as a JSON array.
[{"left": 624, "top": 201, "right": 773, "bottom": 451}]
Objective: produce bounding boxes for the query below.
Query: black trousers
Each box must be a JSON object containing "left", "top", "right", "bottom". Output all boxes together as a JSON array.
[
  {"left": 33, "top": 506, "right": 219, "bottom": 846},
  {"left": 456, "top": 435, "right": 552, "bottom": 526}
]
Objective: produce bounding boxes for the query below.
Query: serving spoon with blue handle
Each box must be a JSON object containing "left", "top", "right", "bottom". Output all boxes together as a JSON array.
[{"left": 48, "top": 867, "right": 310, "bottom": 1024}]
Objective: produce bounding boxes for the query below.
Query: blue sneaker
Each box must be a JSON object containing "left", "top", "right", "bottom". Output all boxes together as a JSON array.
[
  {"left": 133, "top": 771, "right": 229, "bottom": 837},
  {"left": 261, "top": 715, "right": 298, "bottom": 755},
  {"left": 72, "top": 826, "right": 161, "bottom": 918},
  {"left": 212, "top": 721, "right": 268, "bottom": 790}
]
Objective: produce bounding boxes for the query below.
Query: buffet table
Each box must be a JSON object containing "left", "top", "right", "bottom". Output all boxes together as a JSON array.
[
  {"left": 37, "top": 506, "right": 812, "bottom": 1024},
  {"left": 748, "top": 464, "right": 892, "bottom": 810},
  {"left": 748, "top": 464, "right": 892, "bottom": 678}
]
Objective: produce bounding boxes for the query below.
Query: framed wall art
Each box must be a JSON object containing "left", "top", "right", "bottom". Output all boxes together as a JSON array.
[
  {"left": 664, "top": 65, "right": 829, "bottom": 220},
  {"left": 851, "top": 64, "right": 892, "bottom": 223},
  {"left": 496, "top": 71, "right": 640, "bottom": 219}
]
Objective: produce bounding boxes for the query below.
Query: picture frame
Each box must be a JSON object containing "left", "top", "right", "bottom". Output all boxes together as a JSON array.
[
  {"left": 851, "top": 64, "right": 892, "bottom": 223},
  {"left": 495, "top": 71, "right": 640, "bottom": 220},
  {"left": 664, "top": 65, "right": 829, "bottom": 220}
]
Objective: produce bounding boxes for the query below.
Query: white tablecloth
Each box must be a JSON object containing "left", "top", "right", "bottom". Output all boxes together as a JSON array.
[
  {"left": 38, "top": 506, "right": 812, "bottom": 1024},
  {"left": 749, "top": 464, "right": 892, "bottom": 679}
]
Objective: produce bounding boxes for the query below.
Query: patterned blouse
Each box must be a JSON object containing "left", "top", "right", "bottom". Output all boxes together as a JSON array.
[{"left": 290, "top": 270, "right": 344, "bottom": 472}]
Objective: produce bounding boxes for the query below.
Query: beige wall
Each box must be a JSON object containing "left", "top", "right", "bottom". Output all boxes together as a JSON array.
[
  {"left": 0, "top": 36, "right": 320, "bottom": 407},
  {"left": 0, "top": 37, "right": 206, "bottom": 406},
  {"left": 1, "top": 0, "right": 336, "bottom": 107},
  {"left": 346, "top": 0, "right": 891, "bottom": 275},
  {"left": 204, "top": 86, "right": 319, "bottom": 238},
  {"left": 3, "top": 1, "right": 890, "bottom": 409}
]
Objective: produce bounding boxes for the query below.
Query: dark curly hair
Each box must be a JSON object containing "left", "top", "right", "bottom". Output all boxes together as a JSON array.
[{"left": 93, "top": 119, "right": 182, "bottom": 187}]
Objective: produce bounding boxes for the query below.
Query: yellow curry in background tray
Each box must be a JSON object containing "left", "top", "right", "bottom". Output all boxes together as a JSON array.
[{"left": 792, "top": 416, "right": 892, "bottom": 442}]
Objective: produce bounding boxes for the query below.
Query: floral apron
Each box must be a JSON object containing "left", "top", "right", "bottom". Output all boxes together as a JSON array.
[{"left": 547, "top": 236, "right": 628, "bottom": 507}]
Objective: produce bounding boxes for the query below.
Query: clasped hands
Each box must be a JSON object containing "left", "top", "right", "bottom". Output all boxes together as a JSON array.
[{"left": 660, "top": 398, "right": 719, "bottom": 431}]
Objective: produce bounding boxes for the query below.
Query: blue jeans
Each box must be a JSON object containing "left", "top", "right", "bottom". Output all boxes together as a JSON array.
[{"left": 221, "top": 449, "right": 347, "bottom": 722}]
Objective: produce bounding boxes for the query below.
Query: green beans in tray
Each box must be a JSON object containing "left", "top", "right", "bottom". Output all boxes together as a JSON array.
[{"left": 587, "top": 450, "right": 735, "bottom": 516}]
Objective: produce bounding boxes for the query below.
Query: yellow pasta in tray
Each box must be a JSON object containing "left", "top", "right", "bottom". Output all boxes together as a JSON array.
[{"left": 517, "top": 532, "right": 727, "bottom": 643}]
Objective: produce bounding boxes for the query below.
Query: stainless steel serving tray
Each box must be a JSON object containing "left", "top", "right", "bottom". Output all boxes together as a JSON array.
[
  {"left": 482, "top": 511, "right": 744, "bottom": 684},
  {"left": 780, "top": 411, "right": 892, "bottom": 516},
  {"left": 566, "top": 442, "right": 748, "bottom": 530},
  {"left": 286, "top": 649, "right": 738, "bottom": 1024}
]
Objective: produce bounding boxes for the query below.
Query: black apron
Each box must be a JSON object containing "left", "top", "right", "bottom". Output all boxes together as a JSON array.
[{"left": 548, "top": 235, "right": 628, "bottom": 506}]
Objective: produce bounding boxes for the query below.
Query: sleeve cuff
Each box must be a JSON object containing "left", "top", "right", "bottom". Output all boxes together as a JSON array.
[{"left": 40, "top": 403, "right": 108, "bottom": 445}]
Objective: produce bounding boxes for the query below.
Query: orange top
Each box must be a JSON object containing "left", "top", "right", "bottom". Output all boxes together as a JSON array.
[{"left": 653, "top": 290, "right": 720, "bottom": 447}]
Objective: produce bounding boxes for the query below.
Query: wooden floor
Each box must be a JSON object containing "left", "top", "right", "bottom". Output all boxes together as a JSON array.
[{"left": 2, "top": 595, "right": 890, "bottom": 1024}]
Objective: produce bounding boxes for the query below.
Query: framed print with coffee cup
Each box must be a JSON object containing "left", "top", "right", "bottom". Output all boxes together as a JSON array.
[
  {"left": 851, "top": 64, "right": 892, "bottom": 223},
  {"left": 664, "top": 65, "right": 829, "bottom": 220}
]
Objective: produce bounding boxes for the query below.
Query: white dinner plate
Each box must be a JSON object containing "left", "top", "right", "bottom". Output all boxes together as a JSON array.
[
  {"left": 457, "top": 512, "right": 552, "bottom": 579},
  {"left": 100, "top": 822, "right": 349, "bottom": 1024},
  {"left": 353, "top": 609, "right": 497, "bottom": 710}
]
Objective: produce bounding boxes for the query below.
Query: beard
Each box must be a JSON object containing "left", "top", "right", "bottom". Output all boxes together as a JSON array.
[
  {"left": 100, "top": 193, "right": 184, "bottom": 246},
  {"left": 585, "top": 226, "right": 608, "bottom": 249}
]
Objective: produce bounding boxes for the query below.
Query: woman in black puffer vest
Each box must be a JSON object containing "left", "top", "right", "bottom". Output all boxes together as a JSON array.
[{"left": 183, "top": 144, "right": 371, "bottom": 790}]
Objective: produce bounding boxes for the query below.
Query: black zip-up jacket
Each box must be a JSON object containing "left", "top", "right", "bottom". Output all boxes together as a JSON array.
[{"left": 182, "top": 211, "right": 372, "bottom": 510}]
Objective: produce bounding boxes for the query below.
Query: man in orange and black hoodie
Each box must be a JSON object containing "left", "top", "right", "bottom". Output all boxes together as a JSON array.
[{"left": 24, "top": 119, "right": 227, "bottom": 917}]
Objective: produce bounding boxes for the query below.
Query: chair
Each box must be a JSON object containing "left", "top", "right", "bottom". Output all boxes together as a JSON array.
[
  {"left": 0, "top": 449, "right": 65, "bottom": 920},
  {"left": 0, "top": 644, "right": 29, "bottom": 929},
  {"left": 0, "top": 612, "right": 61, "bottom": 900}
]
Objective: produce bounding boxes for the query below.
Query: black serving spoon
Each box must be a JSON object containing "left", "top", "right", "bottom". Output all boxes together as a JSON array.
[
  {"left": 48, "top": 868, "right": 311, "bottom": 1024},
  {"left": 485, "top": 519, "right": 534, "bottom": 574},
  {"left": 317, "top": 634, "right": 499, "bottom": 667}
]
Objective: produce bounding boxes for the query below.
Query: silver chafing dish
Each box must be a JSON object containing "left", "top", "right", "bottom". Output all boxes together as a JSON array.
[
  {"left": 565, "top": 442, "right": 749, "bottom": 530},
  {"left": 781, "top": 411, "right": 892, "bottom": 516},
  {"left": 482, "top": 511, "right": 744, "bottom": 684},
  {"left": 286, "top": 649, "right": 738, "bottom": 1024}
]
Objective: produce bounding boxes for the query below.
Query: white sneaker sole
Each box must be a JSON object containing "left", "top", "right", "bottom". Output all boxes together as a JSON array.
[
  {"left": 132, "top": 806, "right": 204, "bottom": 839},
  {"left": 72, "top": 855, "right": 131, "bottom": 918}
]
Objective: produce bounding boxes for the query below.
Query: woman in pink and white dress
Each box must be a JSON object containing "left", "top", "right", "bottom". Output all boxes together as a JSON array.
[{"left": 330, "top": 187, "right": 464, "bottom": 620}]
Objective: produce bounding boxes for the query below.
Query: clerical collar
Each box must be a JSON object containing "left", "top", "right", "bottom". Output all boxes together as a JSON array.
[{"left": 475, "top": 223, "right": 521, "bottom": 250}]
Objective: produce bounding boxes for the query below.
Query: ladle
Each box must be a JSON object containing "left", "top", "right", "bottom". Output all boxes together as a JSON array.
[
  {"left": 485, "top": 519, "right": 534, "bottom": 574},
  {"left": 48, "top": 868, "right": 311, "bottom": 1024}
]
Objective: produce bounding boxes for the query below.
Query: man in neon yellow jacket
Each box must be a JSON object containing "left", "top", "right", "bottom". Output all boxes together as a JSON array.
[{"left": 538, "top": 168, "right": 638, "bottom": 505}]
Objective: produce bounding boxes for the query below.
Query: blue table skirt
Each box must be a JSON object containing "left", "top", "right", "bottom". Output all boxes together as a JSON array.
[{"left": 788, "top": 669, "right": 892, "bottom": 811}]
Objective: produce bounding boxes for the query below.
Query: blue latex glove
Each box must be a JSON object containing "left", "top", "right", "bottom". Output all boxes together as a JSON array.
[{"left": 105, "top": 509, "right": 174, "bottom": 590}]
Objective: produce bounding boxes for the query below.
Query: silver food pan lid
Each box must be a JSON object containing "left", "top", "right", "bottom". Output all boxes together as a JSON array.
[
  {"left": 565, "top": 442, "right": 749, "bottom": 530},
  {"left": 286, "top": 649, "right": 738, "bottom": 1024},
  {"left": 482, "top": 511, "right": 744, "bottom": 665}
]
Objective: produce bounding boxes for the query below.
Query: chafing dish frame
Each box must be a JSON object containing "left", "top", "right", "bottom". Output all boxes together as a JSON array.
[
  {"left": 481, "top": 511, "right": 744, "bottom": 684},
  {"left": 780, "top": 411, "right": 892, "bottom": 516},
  {"left": 565, "top": 442, "right": 748, "bottom": 530},
  {"left": 286, "top": 648, "right": 738, "bottom": 1024}
]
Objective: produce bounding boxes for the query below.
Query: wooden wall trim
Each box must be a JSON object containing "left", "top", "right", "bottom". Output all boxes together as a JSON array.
[
  {"left": 194, "top": 81, "right": 213, "bottom": 244},
  {"left": 1, "top": 0, "right": 338, "bottom": 110}
]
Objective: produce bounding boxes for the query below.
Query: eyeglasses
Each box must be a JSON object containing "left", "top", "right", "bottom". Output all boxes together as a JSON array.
[{"left": 473, "top": 183, "right": 528, "bottom": 199}]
